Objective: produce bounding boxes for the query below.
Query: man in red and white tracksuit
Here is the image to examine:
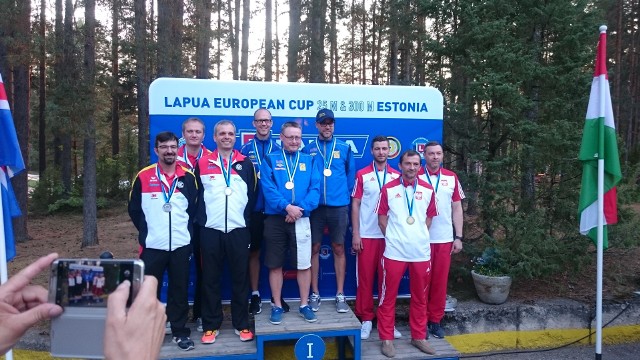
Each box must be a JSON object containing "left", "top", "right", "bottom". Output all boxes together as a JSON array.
[
  {"left": 351, "top": 135, "right": 400, "bottom": 340},
  {"left": 375, "top": 150, "right": 438, "bottom": 358},
  {"left": 195, "top": 120, "right": 257, "bottom": 344},
  {"left": 418, "top": 141, "right": 465, "bottom": 339}
]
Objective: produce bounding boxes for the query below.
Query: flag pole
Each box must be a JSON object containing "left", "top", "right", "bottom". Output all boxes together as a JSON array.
[
  {"left": 594, "top": 24, "right": 607, "bottom": 360},
  {"left": 0, "top": 173, "right": 14, "bottom": 360}
]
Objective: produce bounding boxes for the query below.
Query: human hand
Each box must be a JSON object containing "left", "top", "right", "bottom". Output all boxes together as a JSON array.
[
  {"left": 351, "top": 233, "right": 363, "bottom": 253},
  {"left": 285, "top": 205, "right": 303, "bottom": 220},
  {"left": 285, "top": 214, "right": 296, "bottom": 223},
  {"left": 451, "top": 239, "right": 463, "bottom": 254},
  {"left": 104, "top": 276, "right": 165, "bottom": 360},
  {"left": 0, "top": 253, "right": 63, "bottom": 355}
]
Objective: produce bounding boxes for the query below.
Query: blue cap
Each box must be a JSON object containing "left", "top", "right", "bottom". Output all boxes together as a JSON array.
[{"left": 315, "top": 109, "right": 335, "bottom": 123}]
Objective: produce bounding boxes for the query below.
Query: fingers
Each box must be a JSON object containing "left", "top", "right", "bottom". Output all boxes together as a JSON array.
[
  {"left": 11, "top": 303, "right": 63, "bottom": 336},
  {"left": 1, "top": 253, "right": 58, "bottom": 295},
  {"left": 106, "top": 280, "right": 130, "bottom": 321}
]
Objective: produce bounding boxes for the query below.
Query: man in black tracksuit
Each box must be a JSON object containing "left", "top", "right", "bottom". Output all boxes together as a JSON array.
[
  {"left": 128, "top": 131, "right": 198, "bottom": 351},
  {"left": 195, "top": 120, "right": 257, "bottom": 344}
]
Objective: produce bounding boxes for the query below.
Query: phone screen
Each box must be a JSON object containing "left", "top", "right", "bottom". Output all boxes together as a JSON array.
[{"left": 53, "top": 259, "right": 137, "bottom": 308}]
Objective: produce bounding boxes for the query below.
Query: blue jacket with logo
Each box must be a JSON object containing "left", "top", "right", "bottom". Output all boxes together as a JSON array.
[
  {"left": 301, "top": 137, "right": 355, "bottom": 206},
  {"left": 260, "top": 150, "right": 322, "bottom": 217},
  {"left": 240, "top": 136, "right": 280, "bottom": 212}
]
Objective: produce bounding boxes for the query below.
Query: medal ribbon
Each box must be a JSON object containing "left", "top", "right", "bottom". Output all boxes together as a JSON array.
[
  {"left": 219, "top": 152, "right": 233, "bottom": 188},
  {"left": 316, "top": 137, "right": 337, "bottom": 171},
  {"left": 401, "top": 177, "right": 417, "bottom": 218},
  {"left": 424, "top": 167, "right": 440, "bottom": 193},
  {"left": 156, "top": 165, "right": 178, "bottom": 204},
  {"left": 282, "top": 149, "right": 300, "bottom": 185},
  {"left": 374, "top": 162, "right": 387, "bottom": 190},
  {"left": 182, "top": 145, "right": 204, "bottom": 170},
  {"left": 253, "top": 138, "right": 273, "bottom": 167}
]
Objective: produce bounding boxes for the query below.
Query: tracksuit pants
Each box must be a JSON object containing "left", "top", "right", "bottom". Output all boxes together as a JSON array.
[
  {"left": 427, "top": 242, "right": 453, "bottom": 324},
  {"left": 141, "top": 245, "right": 192, "bottom": 338},
  {"left": 200, "top": 226, "right": 250, "bottom": 332},
  {"left": 354, "top": 238, "right": 385, "bottom": 321},
  {"left": 377, "top": 256, "right": 431, "bottom": 341}
]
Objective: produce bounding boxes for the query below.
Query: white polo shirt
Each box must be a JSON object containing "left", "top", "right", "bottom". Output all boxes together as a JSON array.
[
  {"left": 376, "top": 177, "right": 438, "bottom": 262},
  {"left": 418, "top": 167, "right": 465, "bottom": 243},
  {"left": 351, "top": 162, "right": 401, "bottom": 239}
]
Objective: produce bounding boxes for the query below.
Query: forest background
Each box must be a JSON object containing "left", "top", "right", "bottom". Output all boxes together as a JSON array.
[{"left": 1, "top": 0, "right": 640, "bottom": 297}]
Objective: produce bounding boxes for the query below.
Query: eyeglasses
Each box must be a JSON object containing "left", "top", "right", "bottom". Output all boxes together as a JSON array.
[
  {"left": 282, "top": 135, "right": 302, "bottom": 141},
  {"left": 318, "top": 122, "right": 334, "bottom": 127},
  {"left": 254, "top": 119, "right": 272, "bottom": 124},
  {"left": 157, "top": 145, "right": 178, "bottom": 150}
]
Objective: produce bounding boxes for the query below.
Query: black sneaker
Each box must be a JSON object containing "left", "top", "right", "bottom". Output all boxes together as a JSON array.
[
  {"left": 271, "top": 296, "right": 290, "bottom": 313},
  {"left": 428, "top": 322, "right": 445, "bottom": 339},
  {"left": 250, "top": 294, "right": 262, "bottom": 315},
  {"left": 173, "top": 336, "right": 195, "bottom": 351}
]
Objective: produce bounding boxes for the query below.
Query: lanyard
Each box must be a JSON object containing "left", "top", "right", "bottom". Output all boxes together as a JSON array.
[
  {"left": 253, "top": 138, "right": 273, "bottom": 167},
  {"left": 374, "top": 162, "right": 387, "bottom": 190},
  {"left": 282, "top": 149, "right": 300, "bottom": 184},
  {"left": 182, "top": 145, "right": 203, "bottom": 170},
  {"left": 424, "top": 167, "right": 440, "bottom": 193},
  {"left": 401, "top": 177, "right": 417, "bottom": 218},
  {"left": 156, "top": 165, "right": 178, "bottom": 204},
  {"left": 316, "top": 137, "right": 337, "bottom": 170},
  {"left": 219, "top": 152, "right": 233, "bottom": 188}
]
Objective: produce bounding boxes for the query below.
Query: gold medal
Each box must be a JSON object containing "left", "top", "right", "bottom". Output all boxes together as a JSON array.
[
  {"left": 285, "top": 181, "right": 294, "bottom": 190},
  {"left": 323, "top": 168, "right": 332, "bottom": 177},
  {"left": 406, "top": 216, "right": 415, "bottom": 225}
]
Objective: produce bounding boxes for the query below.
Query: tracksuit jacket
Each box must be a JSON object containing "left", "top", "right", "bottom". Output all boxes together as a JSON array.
[
  {"left": 128, "top": 164, "right": 198, "bottom": 251},
  {"left": 195, "top": 149, "right": 257, "bottom": 232},
  {"left": 240, "top": 136, "right": 280, "bottom": 212},
  {"left": 302, "top": 137, "right": 356, "bottom": 206}
]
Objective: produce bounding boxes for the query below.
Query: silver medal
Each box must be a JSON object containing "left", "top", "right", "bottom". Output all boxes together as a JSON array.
[
  {"left": 224, "top": 187, "right": 233, "bottom": 196},
  {"left": 163, "top": 203, "right": 172, "bottom": 213},
  {"left": 285, "top": 181, "right": 294, "bottom": 190},
  {"left": 406, "top": 216, "right": 415, "bottom": 225},
  {"left": 323, "top": 168, "right": 332, "bottom": 177}
]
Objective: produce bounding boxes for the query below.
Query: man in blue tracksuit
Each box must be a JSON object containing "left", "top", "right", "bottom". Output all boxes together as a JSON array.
[
  {"left": 260, "top": 121, "right": 322, "bottom": 325},
  {"left": 240, "top": 108, "right": 281, "bottom": 315},
  {"left": 301, "top": 109, "right": 356, "bottom": 313}
]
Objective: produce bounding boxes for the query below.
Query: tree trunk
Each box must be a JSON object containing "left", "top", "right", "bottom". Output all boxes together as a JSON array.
[
  {"left": 38, "top": 0, "right": 46, "bottom": 174},
  {"left": 329, "top": 0, "right": 337, "bottom": 83},
  {"left": 135, "top": 0, "right": 149, "bottom": 167},
  {"left": 111, "top": 0, "right": 120, "bottom": 156},
  {"left": 227, "top": 0, "right": 239, "bottom": 79},
  {"left": 195, "top": 0, "right": 212, "bottom": 79},
  {"left": 62, "top": 0, "right": 74, "bottom": 195},
  {"left": 240, "top": 0, "right": 250, "bottom": 80},
  {"left": 83, "top": 0, "right": 98, "bottom": 248},
  {"left": 287, "top": 0, "right": 302, "bottom": 82},
  {"left": 274, "top": 0, "right": 280, "bottom": 81},
  {"left": 10, "top": 0, "right": 31, "bottom": 243},
  {"left": 309, "top": 0, "right": 326, "bottom": 83},
  {"left": 53, "top": 0, "right": 63, "bottom": 168},
  {"left": 157, "top": 0, "right": 184, "bottom": 77},
  {"left": 216, "top": 0, "right": 222, "bottom": 79},
  {"left": 265, "top": 0, "right": 273, "bottom": 81}
]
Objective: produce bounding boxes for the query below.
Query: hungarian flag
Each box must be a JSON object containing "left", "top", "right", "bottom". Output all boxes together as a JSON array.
[
  {"left": 0, "top": 73, "right": 25, "bottom": 261},
  {"left": 578, "top": 28, "right": 622, "bottom": 249}
]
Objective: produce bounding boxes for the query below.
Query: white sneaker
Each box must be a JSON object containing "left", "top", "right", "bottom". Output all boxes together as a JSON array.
[
  {"left": 165, "top": 321, "right": 171, "bottom": 335},
  {"left": 196, "top": 318, "right": 203, "bottom": 332},
  {"left": 393, "top": 326, "right": 402, "bottom": 339},
  {"left": 445, "top": 294, "right": 458, "bottom": 312},
  {"left": 361, "top": 320, "right": 373, "bottom": 340}
]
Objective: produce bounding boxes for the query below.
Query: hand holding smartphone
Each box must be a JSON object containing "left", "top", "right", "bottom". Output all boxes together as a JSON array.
[{"left": 49, "top": 259, "right": 144, "bottom": 359}]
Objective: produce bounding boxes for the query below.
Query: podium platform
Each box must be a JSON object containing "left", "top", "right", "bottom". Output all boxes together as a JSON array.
[{"left": 355, "top": 326, "right": 460, "bottom": 360}]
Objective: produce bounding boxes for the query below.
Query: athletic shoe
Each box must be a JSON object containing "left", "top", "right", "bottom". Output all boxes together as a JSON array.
[
  {"left": 299, "top": 305, "right": 317, "bottom": 323},
  {"left": 196, "top": 318, "right": 203, "bottom": 332},
  {"left": 410, "top": 339, "right": 436, "bottom": 355},
  {"left": 444, "top": 294, "right": 458, "bottom": 312},
  {"left": 201, "top": 330, "right": 219, "bottom": 344},
  {"left": 335, "top": 293, "right": 349, "bottom": 313},
  {"left": 361, "top": 320, "right": 373, "bottom": 340},
  {"left": 393, "top": 327, "right": 402, "bottom": 339},
  {"left": 173, "top": 336, "right": 195, "bottom": 351},
  {"left": 309, "top": 292, "right": 321, "bottom": 312},
  {"left": 250, "top": 294, "right": 262, "bottom": 315},
  {"left": 270, "top": 296, "right": 290, "bottom": 313},
  {"left": 428, "top": 322, "right": 445, "bottom": 339},
  {"left": 234, "top": 329, "right": 254, "bottom": 342},
  {"left": 270, "top": 306, "right": 284, "bottom": 325},
  {"left": 381, "top": 340, "right": 396, "bottom": 358},
  {"left": 165, "top": 321, "right": 171, "bottom": 335}
]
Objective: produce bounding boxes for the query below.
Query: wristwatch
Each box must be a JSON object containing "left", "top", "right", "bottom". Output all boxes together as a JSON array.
[{"left": 454, "top": 235, "right": 463, "bottom": 240}]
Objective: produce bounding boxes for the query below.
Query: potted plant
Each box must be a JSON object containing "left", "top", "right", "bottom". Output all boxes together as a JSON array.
[{"left": 471, "top": 246, "right": 512, "bottom": 304}]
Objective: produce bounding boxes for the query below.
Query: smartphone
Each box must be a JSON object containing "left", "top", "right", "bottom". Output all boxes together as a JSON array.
[{"left": 49, "top": 258, "right": 144, "bottom": 359}]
